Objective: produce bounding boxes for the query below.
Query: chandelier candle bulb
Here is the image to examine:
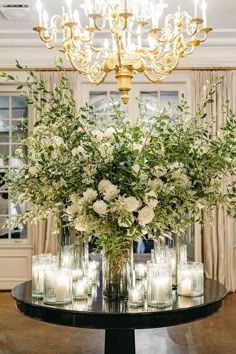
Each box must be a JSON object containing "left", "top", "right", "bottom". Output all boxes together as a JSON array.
[
  {"left": 201, "top": 0, "right": 207, "bottom": 26},
  {"left": 66, "top": 0, "right": 73, "bottom": 19},
  {"left": 36, "top": 0, "right": 43, "bottom": 25},
  {"left": 194, "top": 0, "right": 199, "bottom": 17}
]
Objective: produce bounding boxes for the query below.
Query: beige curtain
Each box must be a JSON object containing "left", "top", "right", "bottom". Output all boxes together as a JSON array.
[
  {"left": 30, "top": 71, "right": 80, "bottom": 255},
  {"left": 192, "top": 71, "right": 236, "bottom": 292}
]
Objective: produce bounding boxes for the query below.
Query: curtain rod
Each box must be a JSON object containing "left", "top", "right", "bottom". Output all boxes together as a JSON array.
[{"left": 0, "top": 67, "right": 235, "bottom": 72}]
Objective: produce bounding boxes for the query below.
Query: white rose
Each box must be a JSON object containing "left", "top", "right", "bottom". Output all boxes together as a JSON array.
[
  {"left": 132, "top": 164, "right": 140, "bottom": 174},
  {"left": 104, "top": 184, "right": 120, "bottom": 201},
  {"left": 138, "top": 206, "right": 155, "bottom": 226},
  {"left": 53, "top": 136, "right": 64, "bottom": 146},
  {"left": 98, "top": 179, "right": 112, "bottom": 193},
  {"left": 92, "top": 130, "right": 104, "bottom": 142},
  {"left": 104, "top": 126, "right": 115, "bottom": 138},
  {"left": 28, "top": 166, "right": 38, "bottom": 175},
  {"left": 83, "top": 188, "right": 98, "bottom": 202},
  {"left": 148, "top": 178, "right": 164, "bottom": 190},
  {"left": 123, "top": 196, "right": 140, "bottom": 212},
  {"left": 66, "top": 204, "right": 81, "bottom": 215},
  {"left": 93, "top": 200, "right": 108, "bottom": 216},
  {"left": 144, "top": 190, "right": 158, "bottom": 208},
  {"left": 152, "top": 166, "right": 167, "bottom": 178}
]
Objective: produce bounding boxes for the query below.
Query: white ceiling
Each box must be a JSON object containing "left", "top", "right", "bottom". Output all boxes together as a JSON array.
[{"left": 0, "top": 0, "right": 235, "bottom": 68}]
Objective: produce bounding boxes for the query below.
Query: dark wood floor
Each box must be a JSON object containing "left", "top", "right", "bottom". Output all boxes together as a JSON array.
[{"left": 0, "top": 291, "right": 236, "bottom": 354}]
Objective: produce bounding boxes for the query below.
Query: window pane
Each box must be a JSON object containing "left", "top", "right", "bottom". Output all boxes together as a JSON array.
[
  {"left": 0, "top": 121, "right": 9, "bottom": 143},
  {"left": 11, "top": 145, "right": 26, "bottom": 167},
  {"left": 90, "top": 91, "right": 108, "bottom": 112},
  {"left": 0, "top": 96, "right": 9, "bottom": 119},
  {"left": 12, "top": 97, "right": 28, "bottom": 118},
  {"left": 10, "top": 218, "right": 27, "bottom": 239},
  {"left": 140, "top": 91, "right": 159, "bottom": 113},
  {"left": 0, "top": 145, "right": 9, "bottom": 166},
  {"left": 12, "top": 96, "right": 27, "bottom": 108},
  {"left": 160, "top": 91, "right": 178, "bottom": 108},
  {"left": 0, "top": 110, "right": 9, "bottom": 119},
  {"left": 12, "top": 121, "right": 28, "bottom": 143},
  {"left": 0, "top": 191, "right": 9, "bottom": 215},
  {"left": 11, "top": 201, "right": 28, "bottom": 215}
]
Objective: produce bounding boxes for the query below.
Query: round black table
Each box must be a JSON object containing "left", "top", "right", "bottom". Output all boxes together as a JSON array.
[{"left": 12, "top": 278, "right": 226, "bottom": 354}]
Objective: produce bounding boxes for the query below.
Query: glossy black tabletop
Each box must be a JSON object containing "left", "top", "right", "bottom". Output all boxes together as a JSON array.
[{"left": 11, "top": 278, "right": 226, "bottom": 330}]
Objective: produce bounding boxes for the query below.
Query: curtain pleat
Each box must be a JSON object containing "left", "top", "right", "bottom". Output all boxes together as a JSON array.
[
  {"left": 30, "top": 72, "right": 80, "bottom": 255},
  {"left": 192, "top": 70, "right": 236, "bottom": 292}
]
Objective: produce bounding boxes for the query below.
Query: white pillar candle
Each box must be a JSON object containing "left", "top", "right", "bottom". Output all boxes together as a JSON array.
[
  {"left": 73, "top": 279, "right": 88, "bottom": 299},
  {"left": 55, "top": 273, "right": 70, "bottom": 302},
  {"left": 180, "top": 278, "right": 192, "bottom": 295},
  {"left": 130, "top": 288, "right": 139, "bottom": 302},
  {"left": 72, "top": 268, "right": 83, "bottom": 281},
  {"left": 135, "top": 264, "right": 146, "bottom": 279},
  {"left": 154, "top": 276, "right": 169, "bottom": 303}
]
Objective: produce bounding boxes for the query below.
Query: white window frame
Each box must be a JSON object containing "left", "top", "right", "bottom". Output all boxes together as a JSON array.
[{"left": 0, "top": 84, "right": 30, "bottom": 246}]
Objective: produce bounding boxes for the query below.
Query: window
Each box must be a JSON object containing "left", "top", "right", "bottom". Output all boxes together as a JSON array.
[
  {"left": 0, "top": 93, "right": 28, "bottom": 242},
  {"left": 81, "top": 81, "right": 187, "bottom": 122}
]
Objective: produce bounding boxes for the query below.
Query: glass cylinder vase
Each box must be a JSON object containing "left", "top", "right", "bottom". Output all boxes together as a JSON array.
[
  {"left": 102, "top": 244, "right": 132, "bottom": 301},
  {"left": 147, "top": 262, "right": 172, "bottom": 308}
]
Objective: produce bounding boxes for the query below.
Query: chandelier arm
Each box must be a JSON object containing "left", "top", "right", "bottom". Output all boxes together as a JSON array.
[
  {"left": 33, "top": 1, "right": 212, "bottom": 104},
  {"left": 143, "top": 71, "right": 165, "bottom": 83},
  {"left": 90, "top": 72, "right": 108, "bottom": 86}
]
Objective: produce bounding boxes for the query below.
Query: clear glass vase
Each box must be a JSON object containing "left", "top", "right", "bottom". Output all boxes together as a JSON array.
[{"left": 102, "top": 244, "right": 132, "bottom": 301}]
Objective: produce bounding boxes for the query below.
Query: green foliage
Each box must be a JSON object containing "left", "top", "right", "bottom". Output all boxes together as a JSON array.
[{"left": 1, "top": 63, "right": 236, "bottom": 259}]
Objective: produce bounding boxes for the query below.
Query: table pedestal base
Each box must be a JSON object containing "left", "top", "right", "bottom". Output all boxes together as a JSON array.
[{"left": 105, "top": 329, "right": 135, "bottom": 354}]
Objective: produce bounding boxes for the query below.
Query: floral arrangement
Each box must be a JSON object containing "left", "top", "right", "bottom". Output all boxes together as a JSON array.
[{"left": 1, "top": 62, "right": 236, "bottom": 262}]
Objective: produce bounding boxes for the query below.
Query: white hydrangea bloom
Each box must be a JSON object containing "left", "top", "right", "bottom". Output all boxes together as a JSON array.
[
  {"left": 144, "top": 190, "right": 158, "bottom": 208},
  {"left": 98, "top": 179, "right": 112, "bottom": 193},
  {"left": 72, "top": 146, "right": 85, "bottom": 156},
  {"left": 123, "top": 196, "right": 140, "bottom": 212},
  {"left": 103, "top": 184, "right": 120, "bottom": 201},
  {"left": 138, "top": 206, "right": 155, "bottom": 226},
  {"left": 93, "top": 200, "right": 108, "bottom": 216},
  {"left": 99, "top": 143, "right": 114, "bottom": 159},
  {"left": 83, "top": 188, "right": 98, "bottom": 202},
  {"left": 83, "top": 165, "right": 97, "bottom": 176}
]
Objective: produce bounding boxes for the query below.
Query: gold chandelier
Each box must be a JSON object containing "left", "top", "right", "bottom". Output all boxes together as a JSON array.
[{"left": 34, "top": 0, "right": 212, "bottom": 104}]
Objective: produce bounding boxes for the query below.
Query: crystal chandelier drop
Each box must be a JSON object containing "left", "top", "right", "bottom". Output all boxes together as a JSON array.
[{"left": 34, "top": 0, "right": 212, "bottom": 103}]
